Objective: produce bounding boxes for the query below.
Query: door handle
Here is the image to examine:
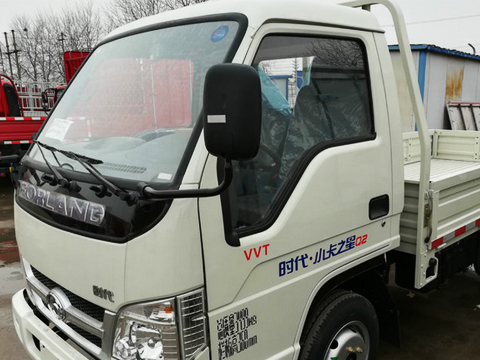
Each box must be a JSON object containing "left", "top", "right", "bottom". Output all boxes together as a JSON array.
[{"left": 369, "top": 194, "right": 389, "bottom": 220}]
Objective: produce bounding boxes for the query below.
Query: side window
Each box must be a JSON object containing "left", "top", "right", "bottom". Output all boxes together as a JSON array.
[
  {"left": 3, "top": 83, "right": 21, "bottom": 117},
  {"left": 233, "top": 35, "right": 374, "bottom": 230}
]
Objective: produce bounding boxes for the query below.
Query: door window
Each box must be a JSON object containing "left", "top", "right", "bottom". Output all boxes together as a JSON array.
[{"left": 233, "top": 35, "right": 374, "bottom": 230}]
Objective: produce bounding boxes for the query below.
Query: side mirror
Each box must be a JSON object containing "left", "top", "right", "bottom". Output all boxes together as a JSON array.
[
  {"left": 203, "top": 64, "right": 261, "bottom": 161},
  {"left": 138, "top": 64, "right": 261, "bottom": 214},
  {"left": 41, "top": 90, "right": 50, "bottom": 112}
]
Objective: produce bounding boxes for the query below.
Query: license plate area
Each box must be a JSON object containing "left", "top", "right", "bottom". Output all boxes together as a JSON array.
[{"left": 40, "top": 341, "right": 58, "bottom": 360}]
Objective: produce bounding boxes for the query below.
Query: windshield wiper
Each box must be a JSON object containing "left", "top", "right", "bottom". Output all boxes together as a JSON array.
[
  {"left": 34, "top": 141, "right": 138, "bottom": 204},
  {"left": 35, "top": 141, "right": 80, "bottom": 192},
  {"left": 35, "top": 140, "right": 103, "bottom": 165}
]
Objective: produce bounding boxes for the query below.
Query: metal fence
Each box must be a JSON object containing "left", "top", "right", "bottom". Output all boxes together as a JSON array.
[{"left": 14, "top": 80, "right": 60, "bottom": 116}]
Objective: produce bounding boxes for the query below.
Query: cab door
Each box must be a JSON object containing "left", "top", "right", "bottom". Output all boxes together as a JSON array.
[{"left": 199, "top": 23, "right": 398, "bottom": 360}]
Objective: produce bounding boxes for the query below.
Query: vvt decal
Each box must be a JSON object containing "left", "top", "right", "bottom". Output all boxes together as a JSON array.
[{"left": 244, "top": 244, "right": 270, "bottom": 261}]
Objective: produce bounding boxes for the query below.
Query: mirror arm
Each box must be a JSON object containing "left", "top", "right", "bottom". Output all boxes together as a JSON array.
[
  {"left": 138, "top": 159, "right": 233, "bottom": 200},
  {"left": 0, "top": 154, "right": 23, "bottom": 165}
]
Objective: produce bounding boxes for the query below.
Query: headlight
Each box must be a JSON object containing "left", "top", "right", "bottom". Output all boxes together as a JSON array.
[{"left": 113, "top": 289, "right": 207, "bottom": 360}]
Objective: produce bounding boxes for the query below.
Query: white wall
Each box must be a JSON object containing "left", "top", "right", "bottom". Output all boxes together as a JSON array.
[
  {"left": 390, "top": 51, "right": 419, "bottom": 132},
  {"left": 390, "top": 48, "right": 480, "bottom": 132}
]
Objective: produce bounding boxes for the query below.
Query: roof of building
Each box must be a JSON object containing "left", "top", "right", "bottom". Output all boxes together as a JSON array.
[{"left": 389, "top": 44, "right": 480, "bottom": 61}]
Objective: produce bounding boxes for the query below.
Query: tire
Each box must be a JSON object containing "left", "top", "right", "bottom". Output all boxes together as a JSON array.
[
  {"left": 474, "top": 243, "right": 480, "bottom": 276},
  {"left": 299, "top": 290, "right": 379, "bottom": 360}
]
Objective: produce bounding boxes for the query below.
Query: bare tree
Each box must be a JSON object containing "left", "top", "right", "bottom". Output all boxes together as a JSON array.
[
  {"left": 8, "top": 1, "right": 104, "bottom": 83},
  {"left": 160, "top": 0, "right": 207, "bottom": 11},
  {"left": 54, "top": 2, "right": 104, "bottom": 79},
  {"left": 3, "top": 0, "right": 208, "bottom": 82},
  {"left": 61, "top": 2, "right": 103, "bottom": 51},
  {"left": 11, "top": 13, "right": 58, "bottom": 82},
  {"left": 104, "top": 0, "right": 208, "bottom": 32},
  {"left": 104, "top": 0, "right": 161, "bottom": 31},
  {"left": 309, "top": 39, "right": 364, "bottom": 68}
]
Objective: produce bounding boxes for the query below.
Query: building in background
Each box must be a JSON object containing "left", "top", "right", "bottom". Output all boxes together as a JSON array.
[{"left": 390, "top": 44, "right": 480, "bottom": 131}]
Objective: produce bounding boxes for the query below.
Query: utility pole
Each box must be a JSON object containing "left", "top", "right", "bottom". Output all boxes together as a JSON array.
[
  {"left": 3, "top": 32, "right": 14, "bottom": 78},
  {"left": 58, "top": 32, "right": 67, "bottom": 82},
  {"left": 23, "top": 28, "right": 37, "bottom": 81},
  {"left": 0, "top": 42, "right": 4, "bottom": 73},
  {"left": 11, "top": 30, "right": 22, "bottom": 80}
]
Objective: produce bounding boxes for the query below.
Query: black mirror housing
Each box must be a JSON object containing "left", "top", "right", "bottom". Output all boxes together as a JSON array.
[
  {"left": 41, "top": 91, "right": 49, "bottom": 105},
  {"left": 41, "top": 90, "right": 51, "bottom": 113},
  {"left": 203, "top": 64, "right": 261, "bottom": 161}
]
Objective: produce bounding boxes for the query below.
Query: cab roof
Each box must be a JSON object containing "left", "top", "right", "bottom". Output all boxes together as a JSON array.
[{"left": 105, "top": 0, "right": 383, "bottom": 40}]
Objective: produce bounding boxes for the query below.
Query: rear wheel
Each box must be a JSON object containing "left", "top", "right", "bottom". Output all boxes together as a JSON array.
[
  {"left": 474, "top": 243, "right": 480, "bottom": 276},
  {"left": 300, "top": 290, "right": 379, "bottom": 360}
]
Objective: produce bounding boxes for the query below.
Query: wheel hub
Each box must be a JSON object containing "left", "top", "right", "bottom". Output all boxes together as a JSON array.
[{"left": 324, "top": 321, "right": 369, "bottom": 360}]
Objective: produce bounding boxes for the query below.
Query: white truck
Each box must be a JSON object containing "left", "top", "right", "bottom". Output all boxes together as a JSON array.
[{"left": 6, "top": 0, "right": 480, "bottom": 359}]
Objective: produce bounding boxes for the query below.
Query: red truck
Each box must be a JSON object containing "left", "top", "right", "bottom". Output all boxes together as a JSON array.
[
  {"left": 0, "top": 74, "right": 46, "bottom": 175},
  {"left": 63, "top": 51, "right": 90, "bottom": 83},
  {"left": 41, "top": 51, "right": 91, "bottom": 108},
  {"left": 0, "top": 51, "right": 89, "bottom": 175}
]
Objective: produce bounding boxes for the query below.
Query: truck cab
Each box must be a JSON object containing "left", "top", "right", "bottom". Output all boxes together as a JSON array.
[
  {"left": 12, "top": 1, "right": 410, "bottom": 359},
  {"left": 0, "top": 74, "right": 23, "bottom": 117}
]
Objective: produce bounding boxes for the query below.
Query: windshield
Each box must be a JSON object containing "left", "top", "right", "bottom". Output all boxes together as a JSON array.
[{"left": 31, "top": 20, "right": 240, "bottom": 184}]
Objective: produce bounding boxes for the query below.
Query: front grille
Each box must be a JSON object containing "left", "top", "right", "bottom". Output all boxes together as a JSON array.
[
  {"left": 25, "top": 260, "right": 208, "bottom": 360},
  {"left": 69, "top": 323, "right": 102, "bottom": 348},
  {"left": 31, "top": 267, "right": 59, "bottom": 289},
  {"left": 31, "top": 267, "right": 105, "bottom": 322},
  {"left": 24, "top": 261, "right": 110, "bottom": 359}
]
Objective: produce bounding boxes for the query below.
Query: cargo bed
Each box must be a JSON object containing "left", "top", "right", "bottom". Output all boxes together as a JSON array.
[
  {"left": 0, "top": 116, "right": 45, "bottom": 144},
  {"left": 400, "top": 130, "right": 480, "bottom": 255}
]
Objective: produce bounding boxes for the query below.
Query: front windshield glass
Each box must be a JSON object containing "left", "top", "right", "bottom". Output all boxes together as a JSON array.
[{"left": 31, "top": 20, "right": 240, "bottom": 184}]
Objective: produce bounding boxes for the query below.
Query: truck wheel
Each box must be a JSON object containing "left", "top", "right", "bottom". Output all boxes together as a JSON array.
[
  {"left": 300, "top": 290, "right": 379, "bottom": 360},
  {"left": 474, "top": 243, "right": 480, "bottom": 276}
]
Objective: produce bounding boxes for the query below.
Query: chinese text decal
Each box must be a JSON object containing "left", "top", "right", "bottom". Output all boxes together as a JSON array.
[
  {"left": 279, "top": 234, "right": 368, "bottom": 277},
  {"left": 217, "top": 307, "right": 258, "bottom": 359}
]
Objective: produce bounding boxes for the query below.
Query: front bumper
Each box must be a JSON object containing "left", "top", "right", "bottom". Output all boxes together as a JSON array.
[
  {"left": 13, "top": 289, "right": 211, "bottom": 360},
  {"left": 12, "top": 289, "right": 91, "bottom": 360}
]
